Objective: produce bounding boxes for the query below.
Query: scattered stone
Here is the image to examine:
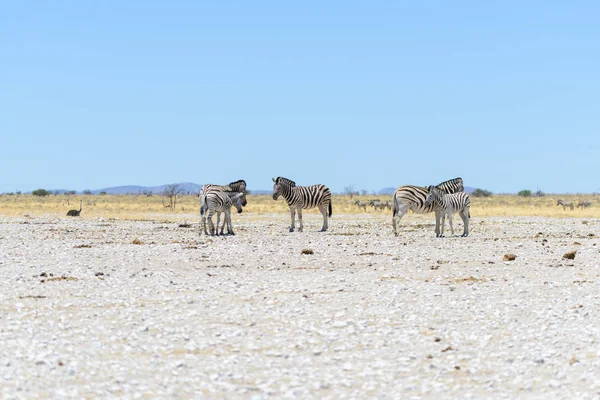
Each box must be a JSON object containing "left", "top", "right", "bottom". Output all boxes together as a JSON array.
[
  {"left": 503, "top": 254, "right": 517, "bottom": 261},
  {"left": 301, "top": 249, "right": 314, "bottom": 255},
  {"left": 563, "top": 251, "right": 576, "bottom": 260},
  {"left": 132, "top": 238, "right": 144, "bottom": 245}
]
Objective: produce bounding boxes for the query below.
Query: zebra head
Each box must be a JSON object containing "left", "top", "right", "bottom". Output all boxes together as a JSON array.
[
  {"left": 272, "top": 177, "right": 281, "bottom": 200},
  {"left": 231, "top": 192, "right": 245, "bottom": 214},
  {"left": 424, "top": 185, "right": 442, "bottom": 207},
  {"left": 272, "top": 177, "right": 295, "bottom": 200}
]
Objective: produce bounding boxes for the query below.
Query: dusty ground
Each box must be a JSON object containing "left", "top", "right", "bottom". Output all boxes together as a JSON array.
[{"left": 1, "top": 212, "right": 599, "bottom": 399}]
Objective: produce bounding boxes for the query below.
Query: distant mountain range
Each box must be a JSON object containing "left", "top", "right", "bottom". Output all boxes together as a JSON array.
[
  {"left": 91, "top": 182, "right": 203, "bottom": 195},
  {"left": 43, "top": 184, "right": 477, "bottom": 195}
]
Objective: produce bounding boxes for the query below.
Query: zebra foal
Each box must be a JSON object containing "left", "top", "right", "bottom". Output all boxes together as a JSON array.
[
  {"left": 424, "top": 185, "right": 471, "bottom": 237},
  {"left": 272, "top": 177, "right": 332, "bottom": 232},
  {"left": 392, "top": 177, "right": 464, "bottom": 236},
  {"left": 200, "top": 190, "right": 245, "bottom": 236}
]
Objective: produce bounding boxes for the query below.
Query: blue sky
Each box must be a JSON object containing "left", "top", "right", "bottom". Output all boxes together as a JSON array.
[{"left": 2, "top": 1, "right": 599, "bottom": 194}]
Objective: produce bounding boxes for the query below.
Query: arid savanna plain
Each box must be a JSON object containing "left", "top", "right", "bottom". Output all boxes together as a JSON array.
[{"left": 1, "top": 191, "right": 599, "bottom": 398}]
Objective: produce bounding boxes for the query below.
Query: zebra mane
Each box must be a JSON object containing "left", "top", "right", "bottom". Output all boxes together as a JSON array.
[
  {"left": 228, "top": 179, "right": 246, "bottom": 187},
  {"left": 436, "top": 177, "right": 462, "bottom": 187},
  {"left": 275, "top": 177, "right": 296, "bottom": 187}
]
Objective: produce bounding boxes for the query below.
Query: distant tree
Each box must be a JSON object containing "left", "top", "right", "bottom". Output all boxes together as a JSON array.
[
  {"left": 32, "top": 189, "right": 51, "bottom": 197},
  {"left": 163, "top": 184, "right": 183, "bottom": 210},
  {"left": 534, "top": 189, "right": 545, "bottom": 197},
  {"left": 65, "top": 190, "right": 77, "bottom": 196},
  {"left": 471, "top": 188, "right": 493, "bottom": 198},
  {"left": 99, "top": 191, "right": 107, "bottom": 196},
  {"left": 343, "top": 185, "right": 359, "bottom": 198},
  {"left": 360, "top": 189, "right": 368, "bottom": 196},
  {"left": 518, "top": 190, "right": 532, "bottom": 197},
  {"left": 83, "top": 189, "right": 92, "bottom": 195}
]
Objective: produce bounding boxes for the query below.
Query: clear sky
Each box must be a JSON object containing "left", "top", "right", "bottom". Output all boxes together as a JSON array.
[{"left": 2, "top": 1, "right": 599, "bottom": 194}]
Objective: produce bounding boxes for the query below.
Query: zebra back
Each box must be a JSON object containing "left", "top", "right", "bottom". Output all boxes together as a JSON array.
[
  {"left": 392, "top": 177, "right": 464, "bottom": 215},
  {"left": 435, "top": 177, "right": 464, "bottom": 194}
]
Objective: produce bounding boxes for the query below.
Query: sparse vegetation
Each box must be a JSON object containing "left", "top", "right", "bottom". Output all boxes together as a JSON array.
[
  {"left": 471, "top": 188, "right": 493, "bottom": 198},
  {"left": 83, "top": 189, "right": 93, "bottom": 195},
  {"left": 32, "top": 189, "right": 51, "bottom": 197},
  {"left": 518, "top": 190, "right": 532, "bottom": 197}
]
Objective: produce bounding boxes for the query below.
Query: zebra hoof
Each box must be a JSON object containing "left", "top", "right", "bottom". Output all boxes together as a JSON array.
[{"left": 289, "top": 228, "right": 295, "bottom": 232}]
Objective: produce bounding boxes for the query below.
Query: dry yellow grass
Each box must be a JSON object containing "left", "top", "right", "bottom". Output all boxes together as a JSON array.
[{"left": 0, "top": 193, "right": 598, "bottom": 219}]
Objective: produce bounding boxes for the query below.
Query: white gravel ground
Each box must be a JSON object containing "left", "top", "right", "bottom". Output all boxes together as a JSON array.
[{"left": 1, "top": 213, "right": 599, "bottom": 399}]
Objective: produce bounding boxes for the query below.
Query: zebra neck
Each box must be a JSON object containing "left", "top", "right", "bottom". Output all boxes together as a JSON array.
[{"left": 280, "top": 186, "right": 296, "bottom": 205}]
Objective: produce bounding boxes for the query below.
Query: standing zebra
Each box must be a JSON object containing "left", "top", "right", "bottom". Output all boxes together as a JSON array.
[
  {"left": 556, "top": 199, "right": 574, "bottom": 211},
  {"left": 200, "top": 190, "right": 245, "bottom": 236},
  {"left": 392, "top": 177, "right": 464, "bottom": 236},
  {"left": 354, "top": 199, "right": 368, "bottom": 211},
  {"left": 424, "top": 185, "right": 471, "bottom": 237},
  {"left": 200, "top": 180, "right": 247, "bottom": 207},
  {"left": 578, "top": 200, "right": 592, "bottom": 209},
  {"left": 272, "top": 177, "right": 332, "bottom": 232}
]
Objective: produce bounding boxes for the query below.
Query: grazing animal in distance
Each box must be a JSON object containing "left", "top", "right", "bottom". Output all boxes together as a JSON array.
[
  {"left": 200, "top": 190, "right": 245, "bottom": 236},
  {"left": 556, "top": 199, "right": 574, "bottom": 211},
  {"left": 425, "top": 185, "right": 471, "bottom": 237},
  {"left": 272, "top": 177, "right": 332, "bottom": 232},
  {"left": 577, "top": 200, "right": 592, "bottom": 209},
  {"left": 392, "top": 177, "right": 464, "bottom": 236},
  {"left": 354, "top": 199, "right": 368, "bottom": 211},
  {"left": 66, "top": 200, "right": 82, "bottom": 217}
]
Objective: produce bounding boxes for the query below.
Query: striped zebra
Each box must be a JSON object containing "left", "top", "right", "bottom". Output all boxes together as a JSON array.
[
  {"left": 200, "top": 190, "right": 245, "bottom": 236},
  {"left": 556, "top": 199, "right": 574, "bottom": 211},
  {"left": 200, "top": 179, "right": 247, "bottom": 207},
  {"left": 272, "top": 177, "right": 332, "bottom": 232},
  {"left": 424, "top": 185, "right": 471, "bottom": 237},
  {"left": 578, "top": 200, "right": 592, "bottom": 209},
  {"left": 392, "top": 177, "right": 464, "bottom": 236},
  {"left": 354, "top": 199, "right": 368, "bottom": 211}
]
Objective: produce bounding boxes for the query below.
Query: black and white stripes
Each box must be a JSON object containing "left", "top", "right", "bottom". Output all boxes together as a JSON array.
[
  {"left": 424, "top": 185, "right": 471, "bottom": 237},
  {"left": 391, "top": 177, "right": 464, "bottom": 236},
  {"left": 200, "top": 190, "right": 245, "bottom": 236},
  {"left": 272, "top": 176, "right": 332, "bottom": 232}
]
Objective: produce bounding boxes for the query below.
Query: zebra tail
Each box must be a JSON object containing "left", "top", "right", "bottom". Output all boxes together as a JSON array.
[{"left": 328, "top": 201, "right": 332, "bottom": 217}]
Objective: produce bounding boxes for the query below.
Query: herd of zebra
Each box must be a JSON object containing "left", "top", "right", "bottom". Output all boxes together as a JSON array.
[
  {"left": 557, "top": 199, "right": 592, "bottom": 210},
  {"left": 198, "top": 176, "right": 470, "bottom": 237}
]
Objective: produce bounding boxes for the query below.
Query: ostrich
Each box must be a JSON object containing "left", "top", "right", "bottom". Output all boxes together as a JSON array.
[{"left": 67, "top": 200, "right": 82, "bottom": 216}]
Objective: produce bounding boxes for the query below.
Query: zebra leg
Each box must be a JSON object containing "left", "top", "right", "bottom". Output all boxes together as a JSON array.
[
  {"left": 226, "top": 209, "right": 235, "bottom": 235},
  {"left": 448, "top": 211, "right": 455, "bottom": 236},
  {"left": 297, "top": 208, "right": 304, "bottom": 232},
  {"left": 460, "top": 208, "right": 469, "bottom": 237},
  {"left": 439, "top": 213, "right": 446, "bottom": 237},
  {"left": 392, "top": 203, "right": 409, "bottom": 236},
  {"left": 289, "top": 207, "right": 296, "bottom": 232},
  {"left": 216, "top": 212, "right": 222, "bottom": 236},
  {"left": 318, "top": 204, "right": 328, "bottom": 232},
  {"left": 434, "top": 208, "right": 441, "bottom": 237},
  {"left": 207, "top": 210, "right": 216, "bottom": 236}
]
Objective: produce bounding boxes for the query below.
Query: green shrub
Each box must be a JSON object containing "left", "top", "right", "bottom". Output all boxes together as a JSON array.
[
  {"left": 472, "top": 188, "right": 492, "bottom": 198},
  {"left": 517, "top": 190, "right": 532, "bottom": 197},
  {"left": 32, "top": 189, "right": 51, "bottom": 197}
]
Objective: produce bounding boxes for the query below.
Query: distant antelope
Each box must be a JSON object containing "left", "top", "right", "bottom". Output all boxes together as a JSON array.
[
  {"left": 556, "top": 199, "right": 574, "bottom": 211},
  {"left": 354, "top": 199, "right": 368, "bottom": 211},
  {"left": 578, "top": 200, "right": 592, "bottom": 209},
  {"left": 66, "top": 200, "right": 82, "bottom": 217}
]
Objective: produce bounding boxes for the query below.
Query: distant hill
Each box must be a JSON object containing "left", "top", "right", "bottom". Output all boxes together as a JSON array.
[{"left": 92, "top": 182, "right": 203, "bottom": 195}]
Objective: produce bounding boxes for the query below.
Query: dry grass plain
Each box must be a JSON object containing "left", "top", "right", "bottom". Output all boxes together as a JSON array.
[{"left": 1, "top": 193, "right": 600, "bottom": 398}]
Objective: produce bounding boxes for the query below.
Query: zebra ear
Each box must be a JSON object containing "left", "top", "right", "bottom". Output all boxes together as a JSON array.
[{"left": 272, "top": 177, "right": 276, "bottom": 183}]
